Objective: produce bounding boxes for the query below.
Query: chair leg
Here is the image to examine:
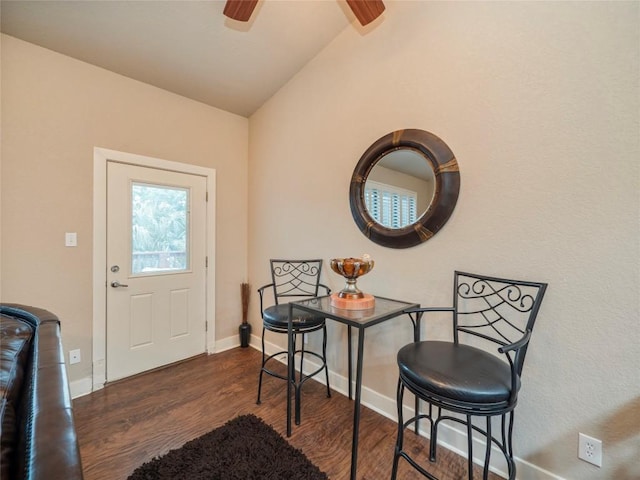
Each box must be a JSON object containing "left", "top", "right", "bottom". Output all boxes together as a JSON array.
[
  {"left": 414, "top": 396, "right": 420, "bottom": 434},
  {"left": 507, "top": 411, "right": 515, "bottom": 458},
  {"left": 299, "top": 332, "right": 305, "bottom": 384},
  {"left": 483, "top": 417, "right": 492, "bottom": 480},
  {"left": 466, "top": 415, "right": 474, "bottom": 480},
  {"left": 322, "top": 324, "right": 331, "bottom": 398},
  {"left": 256, "top": 326, "right": 267, "bottom": 405},
  {"left": 506, "top": 412, "right": 516, "bottom": 480},
  {"left": 501, "top": 414, "right": 508, "bottom": 459},
  {"left": 294, "top": 333, "right": 302, "bottom": 426},
  {"left": 429, "top": 406, "right": 440, "bottom": 462},
  {"left": 391, "top": 378, "right": 405, "bottom": 480}
]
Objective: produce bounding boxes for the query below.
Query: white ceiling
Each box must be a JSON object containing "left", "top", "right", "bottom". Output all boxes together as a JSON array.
[{"left": 0, "top": 0, "right": 370, "bottom": 117}]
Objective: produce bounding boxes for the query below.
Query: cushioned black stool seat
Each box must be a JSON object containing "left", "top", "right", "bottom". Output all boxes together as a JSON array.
[
  {"left": 398, "top": 341, "right": 519, "bottom": 406},
  {"left": 263, "top": 304, "right": 325, "bottom": 332}
]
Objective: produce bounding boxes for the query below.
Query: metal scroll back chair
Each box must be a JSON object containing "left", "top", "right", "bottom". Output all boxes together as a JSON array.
[
  {"left": 392, "top": 271, "right": 547, "bottom": 480},
  {"left": 256, "top": 259, "right": 332, "bottom": 425}
]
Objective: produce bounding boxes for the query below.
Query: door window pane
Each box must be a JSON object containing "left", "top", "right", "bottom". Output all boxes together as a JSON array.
[{"left": 131, "top": 183, "right": 189, "bottom": 274}]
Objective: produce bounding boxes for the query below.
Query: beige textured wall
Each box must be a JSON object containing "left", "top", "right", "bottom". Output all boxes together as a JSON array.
[
  {"left": 1, "top": 34, "right": 248, "bottom": 383},
  {"left": 248, "top": 2, "right": 639, "bottom": 479}
]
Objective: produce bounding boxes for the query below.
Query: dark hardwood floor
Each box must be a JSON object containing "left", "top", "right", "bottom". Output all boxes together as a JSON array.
[{"left": 73, "top": 347, "right": 502, "bottom": 480}]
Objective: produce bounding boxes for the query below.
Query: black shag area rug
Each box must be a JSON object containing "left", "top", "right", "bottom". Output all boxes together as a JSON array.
[{"left": 127, "top": 414, "right": 328, "bottom": 480}]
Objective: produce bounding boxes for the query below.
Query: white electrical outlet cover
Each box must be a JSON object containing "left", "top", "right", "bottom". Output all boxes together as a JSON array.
[{"left": 579, "top": 433, "right": 603, "bottom": 467}]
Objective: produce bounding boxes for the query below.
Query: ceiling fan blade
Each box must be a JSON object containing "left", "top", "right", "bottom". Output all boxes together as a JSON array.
[
  {"left": 223, "top": 0, "right": 259, "bottom": 22},
  {"left": 345, "top": 0, "right": 385, "bottom": 26}
]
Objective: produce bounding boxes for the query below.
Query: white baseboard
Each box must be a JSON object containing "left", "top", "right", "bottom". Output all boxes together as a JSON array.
[
  {"left": 70, "top": 376, "right": 93, "bottom": 399},
  {"left": 213, "top": 333, "right": 243, "bottom": 353}
]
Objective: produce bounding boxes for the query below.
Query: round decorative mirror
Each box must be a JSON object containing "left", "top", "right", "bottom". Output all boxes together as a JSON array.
[{"left": 349, "top": 129, "right": 460, "bottom": 249}]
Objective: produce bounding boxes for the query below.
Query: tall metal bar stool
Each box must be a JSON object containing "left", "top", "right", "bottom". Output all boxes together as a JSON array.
[
  {"left": 392, "top": 271, "right": 547, "bottom": 480},
  {"left": 256, "top": 259, "right": 332, "bottom": 425}
]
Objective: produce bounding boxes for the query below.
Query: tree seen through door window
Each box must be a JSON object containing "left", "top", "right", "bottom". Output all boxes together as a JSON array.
[{"left": 131, "top": 183, "right": 189, "bottom": 274}]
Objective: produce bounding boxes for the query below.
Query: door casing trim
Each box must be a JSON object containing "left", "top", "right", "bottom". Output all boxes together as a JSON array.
[{"left": 92, "top": 147, "right": 216, "bottom": 391}]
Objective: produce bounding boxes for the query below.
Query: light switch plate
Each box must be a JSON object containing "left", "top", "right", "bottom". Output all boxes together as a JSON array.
[
  {"left": 69, "top": 349, "right": 81, "bottom": 365},
  {"left": 65, "top": 232, "right": 77, "bottom": 247}
]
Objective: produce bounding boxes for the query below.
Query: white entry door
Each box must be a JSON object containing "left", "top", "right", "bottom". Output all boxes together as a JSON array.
[{"left": 106, "top": 161, "right": 207, "bottom": 382}]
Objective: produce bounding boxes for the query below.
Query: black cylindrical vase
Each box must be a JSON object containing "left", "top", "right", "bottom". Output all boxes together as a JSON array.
[{"left": 239, "top": 323, "right": 251, "bottom": 348}]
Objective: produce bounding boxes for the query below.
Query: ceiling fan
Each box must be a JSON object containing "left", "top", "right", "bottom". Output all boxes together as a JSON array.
[{"left": 223, "top": 0, "right": 385, "bottom": 26}]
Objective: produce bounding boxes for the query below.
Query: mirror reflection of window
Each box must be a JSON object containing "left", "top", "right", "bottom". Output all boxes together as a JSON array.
[
  {"left": 365, "top": 181, "right": 417, "bottom": 228},
  {"left": 364, "top": 149, "right": 435, "bottom": 229}
]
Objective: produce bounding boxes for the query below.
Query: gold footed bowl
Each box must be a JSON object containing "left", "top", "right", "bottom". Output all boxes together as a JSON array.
[{"left": 330, "top": 257, "right": 375, "bottom": 301}]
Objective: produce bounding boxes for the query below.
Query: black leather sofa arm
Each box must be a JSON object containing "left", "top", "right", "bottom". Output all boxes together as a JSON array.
[{"left": 0, "top": 304, "right": 84, "bottom": 480}]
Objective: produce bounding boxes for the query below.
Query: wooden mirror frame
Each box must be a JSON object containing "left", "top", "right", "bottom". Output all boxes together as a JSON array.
[{"left": 349, "top": 129, "right": 460, "bottom": 249}]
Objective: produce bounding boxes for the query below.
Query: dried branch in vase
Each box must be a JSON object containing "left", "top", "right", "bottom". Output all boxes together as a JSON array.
[{"left": 241, "top": 282, "right": 251, "bottom": 324}]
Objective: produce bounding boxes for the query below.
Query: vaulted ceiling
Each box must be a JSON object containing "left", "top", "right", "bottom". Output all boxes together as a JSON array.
[{"left": 1, "top": 1, "right": 384, "bottom": 117}]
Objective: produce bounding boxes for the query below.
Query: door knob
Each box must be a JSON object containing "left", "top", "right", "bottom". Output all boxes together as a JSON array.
[{"left": 111, "top": 281, "right": 129, "bottom": 288}]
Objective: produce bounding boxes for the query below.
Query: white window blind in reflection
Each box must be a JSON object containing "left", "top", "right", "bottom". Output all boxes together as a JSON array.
[{"left": 365, "top": 181, "right": 417, "bottom": 228}]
